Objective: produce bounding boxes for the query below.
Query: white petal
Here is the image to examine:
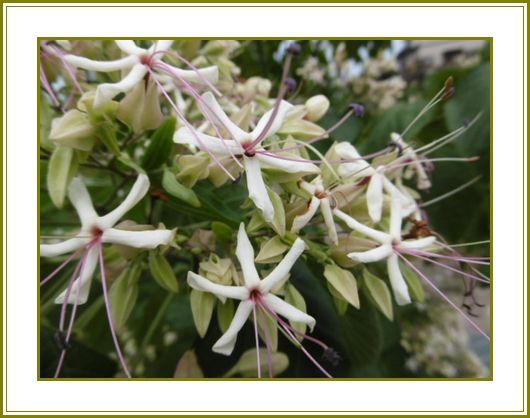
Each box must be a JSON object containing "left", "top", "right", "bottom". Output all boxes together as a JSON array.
[
  {"left": 366, "top": 172, "right": 383, "bottom": 223},
  {"left": 165, "top": 64, "right": 219, "bottom": 86},
  {"left": 67, "top": 177, "right": 98, "bottom": 227},
  {"left": 55, "top": 246, "right": 98, "bottom": 305},
  {"left": 389, "top": 192, "right": 403, "bottom": 238},
  {"left": 400, "top": 236, "right": 437, "bottom": 250},
  {"left": 262, "top": 294, "right": 315, "bottom": 332},
  {"left": 40, "top": 237, "right": 87, "bottom": 258},
  {"left": 291, "top": 197, "right": 320, "bottom": 233},
  {"left": 320, "top": 198, "right": 338, "bottom": 246},
  {"left": 347, "top": 244, "right": 393, "bottom": 263},
  {"left": 187, "top": 272, "right": 249, "bottom": 303},
  {"left": 102, "top": 228, "right": 172, "bottom": 249},
  {"left": 244, "top": 157, "right": 274, "bottom": 223},
  {"left": 333, "top": 209, "right": 390, "bottom": 244},
  {"left": 299, "top": 180, "right": 317, "bottom": 195},
  {"left": 98, "top": 174, "right": 150, "bottom": 229},
  {"left": 259, "top": 238, "right": 305, "bottom": 294},
  {"left": 64, "top": 54, "right": 138, "bottom": 72},
  {"left": 212, "top": 300, "right": 254, "bottom": 355},
  {"left": 94, "top": 63, "right": 148, "bottom": 107},
  {"left": 387, "top": 253, "right": 411, "bottom": 305},
  {"left": 335, "top": 142, "right": 373, "bottom": 178},
  {"left": 257, "top": 153, "right": 320, "bottom": 174},
  {"left": 235, "top": 223, "right": 261, "bottom": 288},
  {"left": 201, "top": 92, "right": 248, "bottom": 142},
  {"left": 115, "top": 40, "right": 146, "bottom": 56},
  {"left": 251, "top": 100, "right": 293, "bottom": 139},
  {"left": 173, "top": 127, "right": 240, "bottom": 155},
  {"left": 154, "top": 40, "right": 174, "bottom": 53}
]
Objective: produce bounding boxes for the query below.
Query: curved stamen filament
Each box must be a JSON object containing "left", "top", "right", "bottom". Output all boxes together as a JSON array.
[
  {"left": 402, "top": 248, "right": 489, "bottom": 264},
  {"left": 40, "top": 64, "right": 60, "bottom": 108},
  {"left": 420, "top": 176, "right": 482, "bottom": 208},
  {"left": 252, "top": 304, "right": 262, "bottom": 378},
  {"left": 257, "top": 308, "right": 274, "bottom": 378},
  {"left": 40, "top": 242, "right": 91, "bottom": 287},
  {"left": 398, "top": 253, "right": 490, "bottom": 341}
]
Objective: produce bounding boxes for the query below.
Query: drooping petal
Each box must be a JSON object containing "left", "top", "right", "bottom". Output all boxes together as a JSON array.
[
  {"left": 187, "top": 272, "right": 249, "bottom": 303},
  {"left": 333, "top": 209, "right": 390, "bottom": 244},
  {"left": 64, "top": 54, "right": 138, "bottom": 72},
  {"left": 166, "top": 64, "right": 219, "bottom": 86},
  {"left": 347, "top": 244, "right": 393, "bottom": 263},
  {"left": 115, "top": 40, "right": 146, "bottom": 56},
  {"left": 40, "top": 237, "right": 87, "bottom": 258},
  {"left": 400, "top": 236, "right": 437, "bottom": 250},
  {"left": 257, "top": 153, "right": 320, "bottom": 174},
  {"left": 98, "top": 174, "right": 150, "bottom": 229},
  {"left": 235, "top": 223, "right": 261, "bottom": 288},
  {"left": 67, "top": 177, "right": 98, "bottom": 227},
  {"left": 200, "top": 91, "right": 248, "bottom": 142},
  {"left": 94, "top": 63, "right": 148, "bottom": 107},
  {"left": 251, "top": 100, "right": 293, "bottom": 139},
  {"left": 320, "top": 198, "right": 338, "bottom": 246},
  {"left": 262, "top": 293, "right": 315, "bottom": 332},
  {"left": 291, "top": 197, "right": 320, "bottom": 233},
  {"left": 259, "top": 238, "right": 305, "bottom": 294},
  {"left": 173, "top": 127, "right": 241, "bottom": 155},
  {"left": 102, "top": 228, "right": 173, "bottom": 249},
  {"left": 366, "top": 172, "right": 383, "bottom": 223},
  {"left": 55, "top": 246, "right": 98, "bottom": 305},
  {"left": 244, "top": 157, "right": 275, "bottom": 223},
  {"left": 212, "top": 300, "right": 254, "bottom": 355},
  {"left": 387, "top": 253, "right": 411, "bottom": 305}
]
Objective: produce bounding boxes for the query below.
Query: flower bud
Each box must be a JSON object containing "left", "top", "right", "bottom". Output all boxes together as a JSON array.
[
  {"left": 305, "top": 94, "right": 330, "bottom": 122},
  {"left": 49, "top": 109, "right": 95, "bottom": 151}
]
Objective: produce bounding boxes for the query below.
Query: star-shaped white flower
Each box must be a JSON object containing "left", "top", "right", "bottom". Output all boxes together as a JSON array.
[
  {"left": 333, "top": 193, "right": 436, "bottom": 305},
  {"left": 187, "top": 223, "right": 314, "bottom": 355},
  {"left": 174, "top": 92, "right": 319, "bottom": 222},
  {"left": 65, "top": 40, "right": 219, "bottom": 108},
  {"left": 335, "top": 142, "right": 418, "bottom": 222},
  {"left": 41, "top": 174, "right": 173, "bottom": 305},
  {"left": 291, "top": 175, "right": 338, "bottom": 245}
]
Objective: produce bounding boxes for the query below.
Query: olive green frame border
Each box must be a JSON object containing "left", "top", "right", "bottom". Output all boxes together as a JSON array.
[{"left": 1, "top": 1, "right": 525, "bottom": 415}]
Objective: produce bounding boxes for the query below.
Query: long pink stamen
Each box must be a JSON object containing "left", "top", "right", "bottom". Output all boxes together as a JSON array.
[
  {"left": 398, "top": 253, "right": 490, "bottom": 341},
  {"left": 39, "top": 64, "right": 60, "bottom": 107},
  {"left": 252, "top": 304, "right": 262, "bottom": 379},
  {"left": 257, "top": 308, "right": 274, "bottom": 378},
  {"left": 46, "top": 44, "right": 84, "bottom": 94},
  {"left": 98, "top": 244, "right": 132, "bottom": 378},
  {"left": 148, "top": 68, "right": 236, "bottom": 181},
  {"left": 402, "top": 249, "right": 490, "bottom": 265},
  {"left": 40, "top": 243, "right": 89, "bottom": 287},
  {"left": 154, "top": 61, "right": 243, "bottom": 168},
  {"left": 405, "top": 251, "right": 490, "bottom": 284}
]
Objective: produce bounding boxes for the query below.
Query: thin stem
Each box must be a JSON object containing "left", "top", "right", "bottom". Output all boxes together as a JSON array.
[
  {"left": 98, "top": 244, "right": 132, "bottom": 378},
  {"left": 420, "top": 176, "right": 482, "bottom": 208}
]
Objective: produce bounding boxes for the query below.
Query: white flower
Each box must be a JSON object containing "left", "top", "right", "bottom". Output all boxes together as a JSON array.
[
  {"left": 41, "top": 174, "right": 173, "bottom": 305},
  {"left": 335, "top": 141, "right": 418, "bottom": 222},
  {"left": 187, "top": 223, "right": 314, "bottom": 356},
  {"left": 65, "top": 40, "right": 218, "bottom": 108},
  {"left": 174, "top": 92, "right": 319, "bottom": 222},
  {"left": 390, "top": 132, "right": 431, "bottom": 190},
  {"left": 333, "top": 193, "right": 436, "bottom": 305},
  {"left": 291, "top": 175, "right": 338, "bottom": 245}
]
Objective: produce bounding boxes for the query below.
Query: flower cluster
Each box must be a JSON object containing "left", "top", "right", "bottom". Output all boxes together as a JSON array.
[{"left": 40, "top": 40, "right": 490, "bottom": 379}]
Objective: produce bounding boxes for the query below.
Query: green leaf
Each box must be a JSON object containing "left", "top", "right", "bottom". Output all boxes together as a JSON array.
[
  {"left": 190, "top": 289, "right": 216, "bottom": 338},
  {"left": 117, "top": 152, "right": 145, "bottom": 174},
  {"left": 224, "top": 348, "right": 289, "bottom": 378},
  {"left": 255, "top": 236, "right": 289, "bottom": 263},
  {"left": 47, "top": 145, "right": 78, "bottom": 208},
  {"left": 148, "top": 250, "right": 180, "bottom": 293},
  {"left": 211, "top": 221, "right": 234, "bottom": 243},
  {"left": 162, "top": 168, "right": 201, "bottom": 208},
  {"left": 362, "top": 269, "right": 394, "bottom": 321},
  {"left": 267, "top": 187, "right": 286, "bottom": 236},
  {"left": 216, "top": 298, "right": 234, "bottom": 333},
  {"left": 142, "top": 116, "right": 177, "bottom": 170},
  {"left": 284, "top": 283, "right": 308, "bottom": 337},
  {"left": 323, "top": 264, "right": 360, "bottom": 309},
  {"left": 109, "top": 262, "right": 141, "bottom": 330},
  {"left": 96, "top": 119, "right": 121, "bottom": 156},
  {"left": 400, "top": 259, "right": 425, "bottom": 303}
]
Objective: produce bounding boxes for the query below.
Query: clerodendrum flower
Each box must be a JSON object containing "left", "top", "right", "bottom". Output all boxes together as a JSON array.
[
  {"left": 174, "top": 92, "right": 320, "bottom": 222},
  {"left": 291, "top": 175, "right": 339, "bottom": 246},
  {"left": 64, "top": 40, "right": 219, "bottom": 107},
  {"left": 187, "top": 223, "right": 334, "bottom": 378},
  {"left": 335, "top": 141, "right": 418, "bottom": 222},
  {"left": 40, "top": 173, "right": 174, "bottom": 378}
]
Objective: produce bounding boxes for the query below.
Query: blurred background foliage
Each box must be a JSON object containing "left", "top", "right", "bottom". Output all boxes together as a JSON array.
[{"left": 40, "top": 39, "right": 490, "bottom": 378}]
